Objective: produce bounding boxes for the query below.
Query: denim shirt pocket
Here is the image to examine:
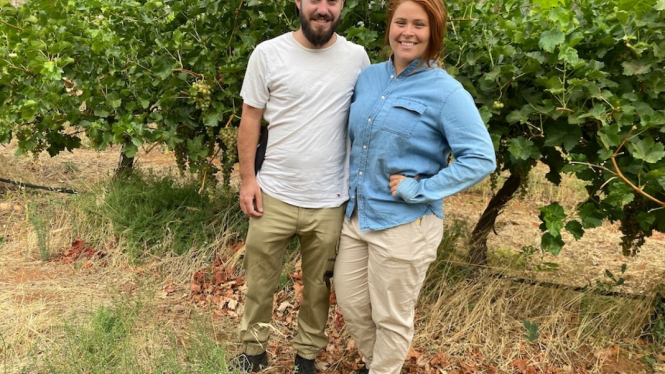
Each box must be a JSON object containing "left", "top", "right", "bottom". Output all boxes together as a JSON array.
[{"left": 382, "top": 98, "right": 427, "bottom": 138}]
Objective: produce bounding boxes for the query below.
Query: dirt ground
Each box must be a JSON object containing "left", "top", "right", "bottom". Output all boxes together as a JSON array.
[{"left": 1, "top": 143, "right": 664, "bottom": 373}]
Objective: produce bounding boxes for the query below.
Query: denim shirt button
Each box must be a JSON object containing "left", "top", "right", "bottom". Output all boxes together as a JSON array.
[
  {"left": 381, "top": 96, "right": 385, "bottom": 100},
  {"left": 367, "top": 118, "right": 372, "bottom": 123},
  {"left": 359, "top": 171, "right": 363, "bottom": 175},
  {"left": 390, "top": 75, "right": 394, "bottom": 79},
  {"left": 363, "top": 145, "right": 367, "bottom": 149}
]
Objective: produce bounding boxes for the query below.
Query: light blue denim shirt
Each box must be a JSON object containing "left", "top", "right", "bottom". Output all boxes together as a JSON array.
[{"left": 346, "top": 59, "right": 496, "bottom": 231}]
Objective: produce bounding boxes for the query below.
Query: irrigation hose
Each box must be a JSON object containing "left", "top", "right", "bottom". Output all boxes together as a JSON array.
[{"left": 0, "top": 177, "right": 77, "bottom": 194}]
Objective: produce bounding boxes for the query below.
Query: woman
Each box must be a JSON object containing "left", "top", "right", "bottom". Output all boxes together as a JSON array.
[{"left": 333, "top": 0, "right": 496, "bottom": 373}]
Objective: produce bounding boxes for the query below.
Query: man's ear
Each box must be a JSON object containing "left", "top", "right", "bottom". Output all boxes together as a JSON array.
[{"left": 294, "top": 0, "right": 300, "bottom": 17}]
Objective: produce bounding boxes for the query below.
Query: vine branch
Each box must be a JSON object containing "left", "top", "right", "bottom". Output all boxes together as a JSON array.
[
  {"left": 610, "top": 155, "right": 664, "bottom": 207},
  {"left": 224, "top": 114, "right": 235, "bottom": 128},
  {"left": 607, "top": 126, "right": 665, "bottom": 207},
  {"left": 9, "top": 65, "right": 32, "bottom": 74},
  {"left": 0, "top": 19, "right": 22, "bottom": 31},
  {"left": 173, "top": 68, "right": 203, "bottom": 79},
  {"left": 228, "top": 0, "right": 245, "bottom": 46}
]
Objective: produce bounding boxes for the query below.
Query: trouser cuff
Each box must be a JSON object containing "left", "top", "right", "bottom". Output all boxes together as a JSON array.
[
  {"left": 295, "top": 351, "right": 318, "bottom": 360},
  {"left": 243, "top": 343, "right": 267, "bottom": 356}
]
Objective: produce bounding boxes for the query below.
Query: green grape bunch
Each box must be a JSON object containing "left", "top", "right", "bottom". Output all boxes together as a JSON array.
[
  {"left": 191, "top": 80, "right": 212, "bottom": 111},
  {"left": 218, "top": 126, "right": 238, "bottom": 165},
  {"left": 174, "top": 125, "right": 195, "bottom": 171},
  {"left": 619, "top": 196, "right": 656, "bottom": 256},
  {"left": 217, "top": 126, "right": 239, "bottom": 187},
  {"left": 206, "top": 126, "right": 216, "bottom": 155}
]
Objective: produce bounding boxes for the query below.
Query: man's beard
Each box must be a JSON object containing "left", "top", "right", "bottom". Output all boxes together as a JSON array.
[{"left": 300, "top": 11, "right": 341, "bottom": 47}]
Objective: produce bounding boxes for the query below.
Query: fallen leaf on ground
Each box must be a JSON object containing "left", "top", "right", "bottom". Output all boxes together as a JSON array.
[
  {"left": 277, "top": 301, "right": 292, "bottom": 313},
  {"left": 407, "top": 346, "right": 421, "bottom": 359}
]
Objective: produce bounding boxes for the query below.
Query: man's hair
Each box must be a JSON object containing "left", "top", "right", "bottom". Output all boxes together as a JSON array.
[{"left": 383, "top": 0, "right": 447, "bottom": 66}]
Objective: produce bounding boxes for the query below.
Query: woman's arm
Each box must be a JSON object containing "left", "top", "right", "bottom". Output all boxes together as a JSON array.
[{"left": 395, "top": 87, "right": 496, "bottom": 203}]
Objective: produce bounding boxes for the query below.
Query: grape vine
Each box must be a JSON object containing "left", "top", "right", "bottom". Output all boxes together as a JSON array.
[{"left": 1, "top": 0, "right": 663, "bottom": 256}]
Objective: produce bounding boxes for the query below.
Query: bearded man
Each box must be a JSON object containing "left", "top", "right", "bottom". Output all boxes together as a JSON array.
[{"left": 230, "top": 0, "right": 369, "bottom": 373}]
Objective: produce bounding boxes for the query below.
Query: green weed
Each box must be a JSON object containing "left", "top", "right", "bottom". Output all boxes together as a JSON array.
[
  {"left": 522, "top": 319, "right": 539, "bottom": 342},
  {"left": 488, "top": 247, "right": 528, "bottom": 270},
  {"left": 74, "top": 171, "right": 245, "bottom": 261},
  {"left": 63, "top": 161, "right": 80, "bottom": 174},
  {"left": 38, "top": 297, "right": 138, "bottom": 373},
  {"left": 279, "top": 237, "right": 300, "bottom": 289},
  {"left": 28, "top": 203, "right": 50, "bottom": 261}
]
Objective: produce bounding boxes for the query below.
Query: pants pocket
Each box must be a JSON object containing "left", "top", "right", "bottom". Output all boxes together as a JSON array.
[{"left": 384, "top": 220, "right": 428, "bottom": 262}]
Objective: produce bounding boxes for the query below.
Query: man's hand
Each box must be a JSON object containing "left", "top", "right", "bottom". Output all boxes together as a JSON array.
[
  {"left": 239, "top": 178, "right": 263, "bottom": 217},
  {"left": 389, "top": 174, "right": 419, "bottom": 196},
  {"left": 237, "top": 103, "right": 265, "bottom": 217}
]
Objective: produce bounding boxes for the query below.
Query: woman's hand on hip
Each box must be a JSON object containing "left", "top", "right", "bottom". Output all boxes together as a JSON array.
[{"left": 390, "top": 174, "right": 418, "bottom": 196}]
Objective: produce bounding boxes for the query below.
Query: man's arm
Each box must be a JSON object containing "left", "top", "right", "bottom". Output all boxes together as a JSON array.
[{"left": 237, "top": 103, "right": 265, "bottom": 217}]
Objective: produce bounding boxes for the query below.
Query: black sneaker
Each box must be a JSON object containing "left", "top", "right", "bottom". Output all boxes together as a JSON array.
[
  {"left": 228, "top": 352, "right": 269, "bottom": 373},
  {"left": 293, "top": 354, "right": 316, "bottom": 374},
  {"left": 356, "top": 366, "right": 369, "bottom": 374}
]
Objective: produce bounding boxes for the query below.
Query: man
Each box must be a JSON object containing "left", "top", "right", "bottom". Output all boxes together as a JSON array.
[{"left": 231, "top": 0, "right": 370, "bottom": 373}]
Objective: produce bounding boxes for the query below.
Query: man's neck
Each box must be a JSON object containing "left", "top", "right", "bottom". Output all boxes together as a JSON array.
[{"left": 292, "top": 29, "right": 337, "bottom": 50}]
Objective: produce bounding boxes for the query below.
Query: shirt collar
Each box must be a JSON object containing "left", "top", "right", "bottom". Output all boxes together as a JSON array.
[{"left": 387, "top": 56, "right": 438, "bottom": 77}]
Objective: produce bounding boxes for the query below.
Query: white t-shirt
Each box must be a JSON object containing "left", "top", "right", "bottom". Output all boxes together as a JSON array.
[{"left": 241, "top": 33, "right": 370, "bottom": 208}]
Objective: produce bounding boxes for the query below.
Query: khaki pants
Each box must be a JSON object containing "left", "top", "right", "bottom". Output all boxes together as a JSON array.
[
  {"left": 239, "top": 193, "right": 344, "bottom": 360},
  {"left": 334, "top": 213, "right": 443, "bottom": 374}
]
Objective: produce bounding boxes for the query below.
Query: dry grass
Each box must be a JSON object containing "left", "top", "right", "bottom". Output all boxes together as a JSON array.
[
  {"left": 414, "top": 262, "right": 659, "bottom": 372},
  {"left": 1, "top": 143, "right": 664, "bottom": 373}
]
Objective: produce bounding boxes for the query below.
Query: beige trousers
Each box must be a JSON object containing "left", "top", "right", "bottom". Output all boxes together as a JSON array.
[
  {"left": 334, "top": 213, "right": 443, "bottom": 374},
  {"left": 239, "top": 193, "right": 344, "bottom": 360}
]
